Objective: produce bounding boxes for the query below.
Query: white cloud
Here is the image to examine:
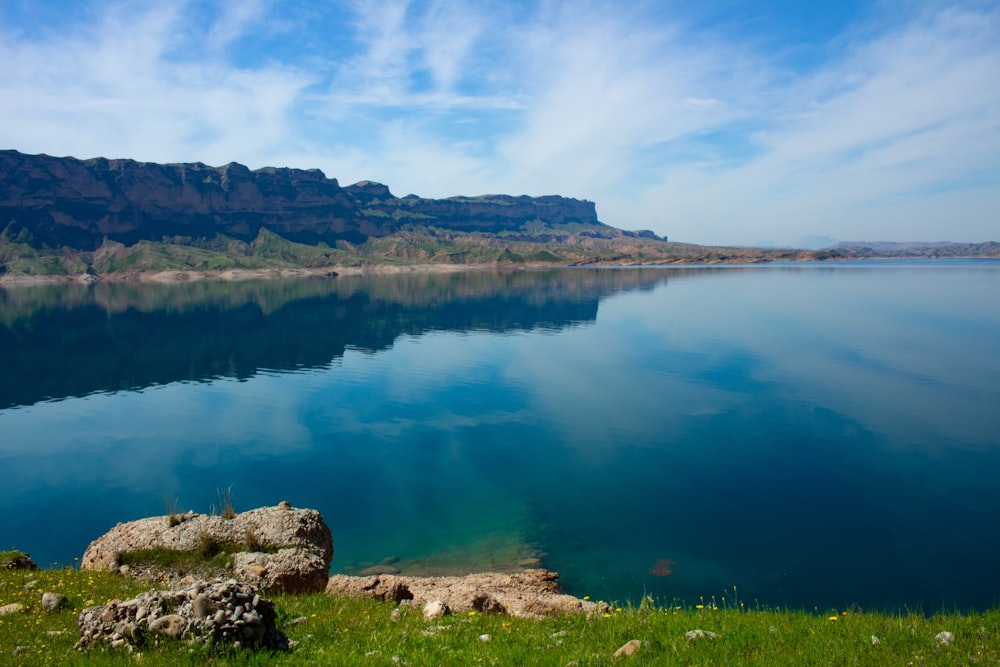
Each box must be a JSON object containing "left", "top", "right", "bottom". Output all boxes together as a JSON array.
[{"left": 0, "top": 0, "right": 996, "bottom": 244}]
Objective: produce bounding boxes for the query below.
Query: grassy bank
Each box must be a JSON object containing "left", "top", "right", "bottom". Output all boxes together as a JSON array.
[{"left": 2, "top": 567, "right": 997, "bottom": 665}]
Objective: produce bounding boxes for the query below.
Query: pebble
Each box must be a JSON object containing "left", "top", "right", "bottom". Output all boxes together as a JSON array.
[
  {"left": 41, "top": 592, "right": 67, "bottom": 611},
  {"left": 934, "top": 631, "right": 954, "bottom": 646}
]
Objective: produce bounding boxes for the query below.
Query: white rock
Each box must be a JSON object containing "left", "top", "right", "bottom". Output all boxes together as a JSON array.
[
  {"left": 41, "top": 592, "right": 67, "bottom": 611},
  {"left": 422, "top": 600, "right": 450, "bottom": 620},
  {"left": 934, "top": 631, "right": 954, "bottom": 646}
]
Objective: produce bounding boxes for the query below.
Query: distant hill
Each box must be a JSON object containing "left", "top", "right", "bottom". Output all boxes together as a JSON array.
[{"left": 822, "top": 241, "right": 1000, "bottom": 259}]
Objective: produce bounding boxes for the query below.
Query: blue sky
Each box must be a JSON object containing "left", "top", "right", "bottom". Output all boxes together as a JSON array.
[{"left": 1, "top": 0, "right": 997, "bottom": 245}]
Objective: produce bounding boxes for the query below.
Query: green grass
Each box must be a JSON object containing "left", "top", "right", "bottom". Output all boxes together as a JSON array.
[
  {"left": 2, "top": 568, "right": 998, "bottom": 665},
  {"left": 114, "top": 533, "right": 280, "bottom": 577}
]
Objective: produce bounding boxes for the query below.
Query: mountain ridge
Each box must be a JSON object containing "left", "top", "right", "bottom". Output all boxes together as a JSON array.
[{"left": 1, "top": 150, "right": 652, "bottom": 251}]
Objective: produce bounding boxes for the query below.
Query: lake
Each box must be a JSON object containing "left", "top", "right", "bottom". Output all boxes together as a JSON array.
[{"left": 2, "top": 261, "right": 999, "bottom": 611}]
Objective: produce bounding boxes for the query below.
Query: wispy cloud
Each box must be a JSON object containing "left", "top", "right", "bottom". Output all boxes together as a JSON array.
[{"left": 0, "top": 0, "right": 996, "bottom": 244}]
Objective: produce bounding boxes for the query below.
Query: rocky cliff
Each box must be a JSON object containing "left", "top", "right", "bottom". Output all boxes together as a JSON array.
[{"left": 0, "top": 150, "right": 611, "bottom": 250}]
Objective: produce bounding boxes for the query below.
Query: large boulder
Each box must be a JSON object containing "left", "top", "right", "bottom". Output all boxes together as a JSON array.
[{"left": 81, "top": 503, "right": 332, "bottom": 594}]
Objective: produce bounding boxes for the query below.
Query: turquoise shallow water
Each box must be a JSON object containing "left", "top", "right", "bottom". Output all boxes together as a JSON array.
[{"left": 2, "top": 261, "right": 999, "bottom": 610}]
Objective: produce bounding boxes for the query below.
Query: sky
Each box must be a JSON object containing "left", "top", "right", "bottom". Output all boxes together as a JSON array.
[{"left": 1, "top": 0, "right": 998, "bottom": 246}]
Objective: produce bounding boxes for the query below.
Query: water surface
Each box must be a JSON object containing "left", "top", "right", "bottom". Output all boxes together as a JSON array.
[{"left": 2, "top": 261, "right": 998, "bottom": 611}]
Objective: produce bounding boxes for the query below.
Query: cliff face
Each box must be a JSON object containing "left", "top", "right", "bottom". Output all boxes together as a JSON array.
[{"left": 0, "top": 151, "right": 605, "bottom": 250}]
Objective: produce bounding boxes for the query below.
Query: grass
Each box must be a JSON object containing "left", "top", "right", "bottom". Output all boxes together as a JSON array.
[
  {"left": 2, "top": 568, "right": 998, "bottom": 666},
  {"left": 114, "top": 535, "right": 280, "bottom": 577}
]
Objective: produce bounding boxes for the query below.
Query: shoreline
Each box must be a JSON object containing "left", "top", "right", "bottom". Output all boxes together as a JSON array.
[
  {"left": 3, "top": 255, "right": 997, "bottom": 287},
  {"left": 0, "top": 263, "right": 497, "bottom": 287}
]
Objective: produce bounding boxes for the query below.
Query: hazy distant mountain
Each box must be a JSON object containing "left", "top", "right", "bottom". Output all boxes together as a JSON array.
[
  {"left": 834, "top": 241, "right": 957, "bottom": 251},
  {"left": 752, "top": 236, "right": 839, "bottom": 250}
]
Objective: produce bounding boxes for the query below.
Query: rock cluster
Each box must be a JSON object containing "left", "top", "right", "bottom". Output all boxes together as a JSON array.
[
  {"left": 81, "top": 503, "right": 332, "bottom": 594},
  {"left": 76, "top": 578, "right": 288, "bottom": 652},
  {"left": 326, "top": 569, "right": 610, "bottom": 619}
]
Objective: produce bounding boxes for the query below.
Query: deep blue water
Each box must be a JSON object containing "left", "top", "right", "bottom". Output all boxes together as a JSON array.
[{"left": 2, "top": 261, "right": 999, "bottom": 611}]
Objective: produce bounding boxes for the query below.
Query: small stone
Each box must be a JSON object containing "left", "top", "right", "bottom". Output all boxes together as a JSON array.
[
  {"left": 45, "top": 630, "right": 64, "bottom": 637},
  {"left": 119, "top": 565, "right": 130, "bottom": 575},
  {"left": 0, "top": 603, "right": 25, "bottom": 616},
  {"left": 685, "top": 629, "right": 719, "bottom": 641},
  {"left": 41, "top": 592, "right": 68, "bottom": 611},
  {"left": 148, "top": 614, "right": 187, "bottom": 639},
  {"left": 550, "top": 630, "right": 569, "bottom": 638},
  {"left": 22, "top": 579, "right": 39, "bottom": 591},
  {"left": 192, "top": 594, "right": 217, "bottom": 618},
  {"left": 391, "top": 608, "right": 402, "bottom": 622},
  {"left": 871, "top": 635, "right": 881, "bottom": 645},
  {"left": 248, "top": 565, "right": 267, "bottom": 577},
  {"left": 613, "top": 639, "right": 643, "bottom": 657},
  {"left": 472, "top": 593, "right": 506, "bottom": 614},
  {"left": 423, "top": 600, "right": 450, "bottom": 620},
  {"left": 278, "top": 501, "right": 292, "bottom": 509},
  {"left": 478, "top": 634, "right": 492, "bottom": 643},
  {"left": 934, "top": 631, "right": 954, "bottom": 646}
]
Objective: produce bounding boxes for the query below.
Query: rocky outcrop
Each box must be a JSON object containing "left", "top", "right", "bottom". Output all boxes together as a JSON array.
[
  {"left": 0, "top": 150, "right": 607, "bottom": 250},
  {"left": 0, "top": 551, "right": 38, "bottom": 570},
  {"left": 325, "top": 569, "right": 610, "bottom": 619},
  {"left": 76, "top": 578, "right": 288, "bottom": 652},
  {"left": 81, "top": 503, "right": 332, "bottom": 594}
]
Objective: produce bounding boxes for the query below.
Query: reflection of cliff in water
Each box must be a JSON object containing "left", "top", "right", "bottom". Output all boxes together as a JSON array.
[{"left": 0, "top": 268, "right": 676, "bottom": 409}]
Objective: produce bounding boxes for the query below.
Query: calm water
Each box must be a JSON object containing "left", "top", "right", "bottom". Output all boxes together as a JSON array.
[{"left": 2, "top": 261, "right": 999, "bottom": 611}]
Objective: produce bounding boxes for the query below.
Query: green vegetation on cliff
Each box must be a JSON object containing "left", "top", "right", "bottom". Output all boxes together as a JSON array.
[{"left": 0, "top": 224, "right": 847, "bottom": 278}]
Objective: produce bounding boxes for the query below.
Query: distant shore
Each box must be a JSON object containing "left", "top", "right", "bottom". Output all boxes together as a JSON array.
[
  {"left": 2, "top": 254, "right": 998, "bottom": 287},
  {"left": 0, "top": 259, "right": 714, "bottom": 287},
  {"left": 0, "top": 263, "right": 498, "bottom": 287}
]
